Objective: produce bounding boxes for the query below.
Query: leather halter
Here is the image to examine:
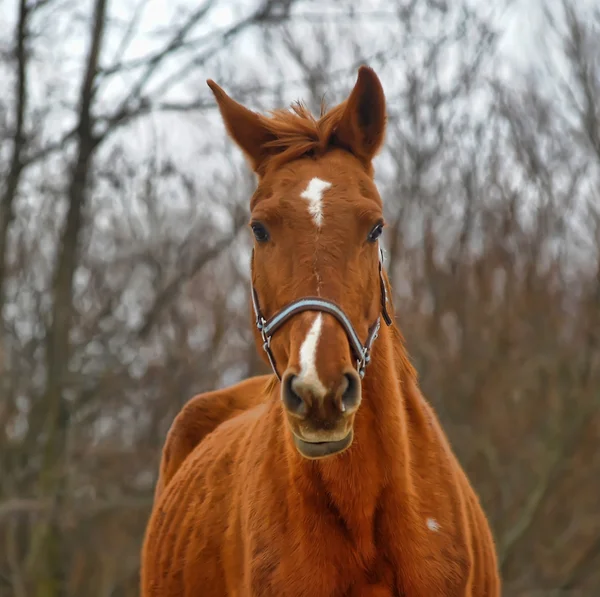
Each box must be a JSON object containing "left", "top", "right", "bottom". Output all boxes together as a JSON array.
[{"left": 251, "top": 248, "right": 393, "bottom": 381}]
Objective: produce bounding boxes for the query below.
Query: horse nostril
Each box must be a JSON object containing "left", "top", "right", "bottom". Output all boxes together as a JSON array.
[
  {"left": 341, "top": 371, "right": 361, "bottom": 413},
  {"left": 282, "top": 374, "right": 308, "bottom": 418}
]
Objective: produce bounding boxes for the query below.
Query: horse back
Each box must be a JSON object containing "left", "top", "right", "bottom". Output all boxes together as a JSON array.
[{"left": 153, "top": 374, "right": 273, "bottom": 502}]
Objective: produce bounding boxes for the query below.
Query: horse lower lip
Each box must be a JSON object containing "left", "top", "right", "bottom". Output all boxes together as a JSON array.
[{"left": 293, "top": 432, "right": 353, "bottom": 459}]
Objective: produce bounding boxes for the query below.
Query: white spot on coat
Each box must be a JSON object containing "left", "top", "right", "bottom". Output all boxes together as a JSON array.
[
  {"left": 426, "top": 518, "right": 440, "bottom": 532},
  {"left": 300, "top": 178, "right": 332, "bottom": 228},
  {"left": 298, "top": 314, "right": 327, "bottom": 396}
]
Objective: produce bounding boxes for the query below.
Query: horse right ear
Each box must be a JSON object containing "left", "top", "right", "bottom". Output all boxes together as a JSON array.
[{"left": 207, "top": 80, "right": 275, "bottom": 173}]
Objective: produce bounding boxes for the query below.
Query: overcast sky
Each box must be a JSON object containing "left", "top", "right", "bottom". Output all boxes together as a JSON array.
[{"left": 1, "top": 0, "right": 596, "bottom": 204}]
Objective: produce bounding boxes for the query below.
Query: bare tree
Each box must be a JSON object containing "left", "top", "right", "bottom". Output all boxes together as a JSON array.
[{"left": 0, "top": 0, "right": 598, "bottom": 595}]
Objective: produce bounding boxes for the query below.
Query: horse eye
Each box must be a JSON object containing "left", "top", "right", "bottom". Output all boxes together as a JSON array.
[
  {"left": 367, "top": 222, "right": 384, "bottom": 243},
  {"left": 251, "top": 222, "right": 270, "bottom": 243}
]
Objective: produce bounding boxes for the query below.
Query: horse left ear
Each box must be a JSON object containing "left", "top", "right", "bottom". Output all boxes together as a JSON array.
[{"left": 333, "top": 66, "right": 387, "bottom": 164}]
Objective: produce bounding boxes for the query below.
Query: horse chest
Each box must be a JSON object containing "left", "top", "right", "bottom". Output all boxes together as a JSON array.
[
  {"left": 248, "top": 542, "right": 458, "bottom": 597},
  {"left": 245, "top": 519, "right": 378, "bottom": 597},
  {"left": 245, "top": 497, "right": 470, "bottom": 597}
]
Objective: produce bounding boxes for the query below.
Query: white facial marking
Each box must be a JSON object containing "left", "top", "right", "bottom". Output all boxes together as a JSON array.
[
  {"left": 300, "top": 177, "right": 332, "bottom": 228},
  {"left": 426, "top": 518, "right": 440, "bottom": 532},
  {"left": 298, "top": 314, "right": 327, "bottom": 396}
]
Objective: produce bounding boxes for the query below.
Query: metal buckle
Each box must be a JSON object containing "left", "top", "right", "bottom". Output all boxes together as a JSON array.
[
  {"left": 257, "top": 317, "right": 281, "bottom": 379},
  {"left": 259, "top": 323, "right": 270, "bottom": 353},
  {"left": 357, "top": 347, "right": 369, "bottom": 378},
  {"left": 372, "top": 319, "right": 381, "bottom": 342}
]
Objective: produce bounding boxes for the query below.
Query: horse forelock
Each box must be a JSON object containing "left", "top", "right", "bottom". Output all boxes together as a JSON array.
[{"left": 255, "top": 101, "right": 348, "bottom": 173}]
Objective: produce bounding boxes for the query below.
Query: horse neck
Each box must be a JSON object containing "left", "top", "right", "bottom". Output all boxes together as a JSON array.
[{"left": 285, "top": 322, "right": 416, "bottom": 531}]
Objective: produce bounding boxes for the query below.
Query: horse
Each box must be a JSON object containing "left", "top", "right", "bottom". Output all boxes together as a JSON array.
[{"left": 141, "top": 66, "right": 501, "bottom": 597}]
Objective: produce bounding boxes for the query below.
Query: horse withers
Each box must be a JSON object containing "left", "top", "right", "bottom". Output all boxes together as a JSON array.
[{"left": 141, "top": 66, "right": 501, "bottom": 597}]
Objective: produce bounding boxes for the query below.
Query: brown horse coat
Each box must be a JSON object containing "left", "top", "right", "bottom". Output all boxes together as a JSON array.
[{"left": 141, "top": 67, "right": 500, "bottom": 597}]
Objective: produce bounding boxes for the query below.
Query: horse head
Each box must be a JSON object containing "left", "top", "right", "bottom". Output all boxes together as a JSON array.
[{"left": 208, "top": 67, "right": 392, "bottom": 459}]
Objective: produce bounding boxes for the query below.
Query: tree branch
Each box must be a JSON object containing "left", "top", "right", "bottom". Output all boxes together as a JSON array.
[{"left": 0, "top": 0, "right": 29, "bottom": 312}]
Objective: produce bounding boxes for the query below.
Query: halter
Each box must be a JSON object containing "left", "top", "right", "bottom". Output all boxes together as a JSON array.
[{"left": 251, "top": 247, "right": 393, "bottom": 381}]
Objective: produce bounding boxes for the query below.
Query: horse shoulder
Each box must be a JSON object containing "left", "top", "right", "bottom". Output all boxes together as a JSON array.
[
  {"left": 153, "top": 374, "right": 273, "bottom": 502},
  {"left": 390, "top": 381, "right": 501, "bottom": 595},
  {"left": 425, "top": 410, "right": 501, "bottom": 595}
]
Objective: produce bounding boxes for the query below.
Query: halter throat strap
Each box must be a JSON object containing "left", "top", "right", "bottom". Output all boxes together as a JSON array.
[{"left": 251, "top": 249, "right": 392, "bottom": 381}]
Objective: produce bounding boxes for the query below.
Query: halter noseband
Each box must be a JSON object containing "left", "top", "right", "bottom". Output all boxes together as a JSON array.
[{"left": 251, "top": 248, "right": 393, "bottom": 381}]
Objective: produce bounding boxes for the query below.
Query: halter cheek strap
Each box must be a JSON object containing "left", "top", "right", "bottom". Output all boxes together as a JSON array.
[{"left": 251, "top": 247, "right": 393, "bottom": 381}]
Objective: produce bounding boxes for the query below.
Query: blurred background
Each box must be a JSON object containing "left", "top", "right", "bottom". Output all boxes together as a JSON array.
[{"left": 0, "top": 0, "right": 598, "bottom": 595}]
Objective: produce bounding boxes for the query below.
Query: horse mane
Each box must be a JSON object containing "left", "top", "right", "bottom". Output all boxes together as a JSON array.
[
  {"left": 391, "top": 325, "right": 418, "bottom": 382},
  {"left": 380, "top": 271, "right": 418, "bottom": 382},
  {"left": 258, "top": 100, "right": 347, "bottom": 170}
]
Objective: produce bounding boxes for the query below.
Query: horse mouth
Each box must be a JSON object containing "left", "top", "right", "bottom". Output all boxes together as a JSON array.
[{"left": 293, "top": 430, "right": 353, "bottom": 459}]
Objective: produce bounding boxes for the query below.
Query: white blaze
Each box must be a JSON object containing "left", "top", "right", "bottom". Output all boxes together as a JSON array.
[
  {"left": 300, "top": 178, "right": 332, "bottom": 228},
  {"left": 298, "top": 314, "right": 327, "bottom": 396}
]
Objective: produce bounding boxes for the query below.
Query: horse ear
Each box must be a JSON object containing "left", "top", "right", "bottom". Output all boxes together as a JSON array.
[
  {"left": 333, "top": 66, "right": 387, "bottom": 164},
  {"left": 207, "top": 80, "right": 275, "bottom": 173}
]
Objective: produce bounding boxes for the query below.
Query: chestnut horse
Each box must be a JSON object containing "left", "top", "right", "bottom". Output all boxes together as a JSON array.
[{"left": 141, "top": 66, "right": 500, "bottom": 596}]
